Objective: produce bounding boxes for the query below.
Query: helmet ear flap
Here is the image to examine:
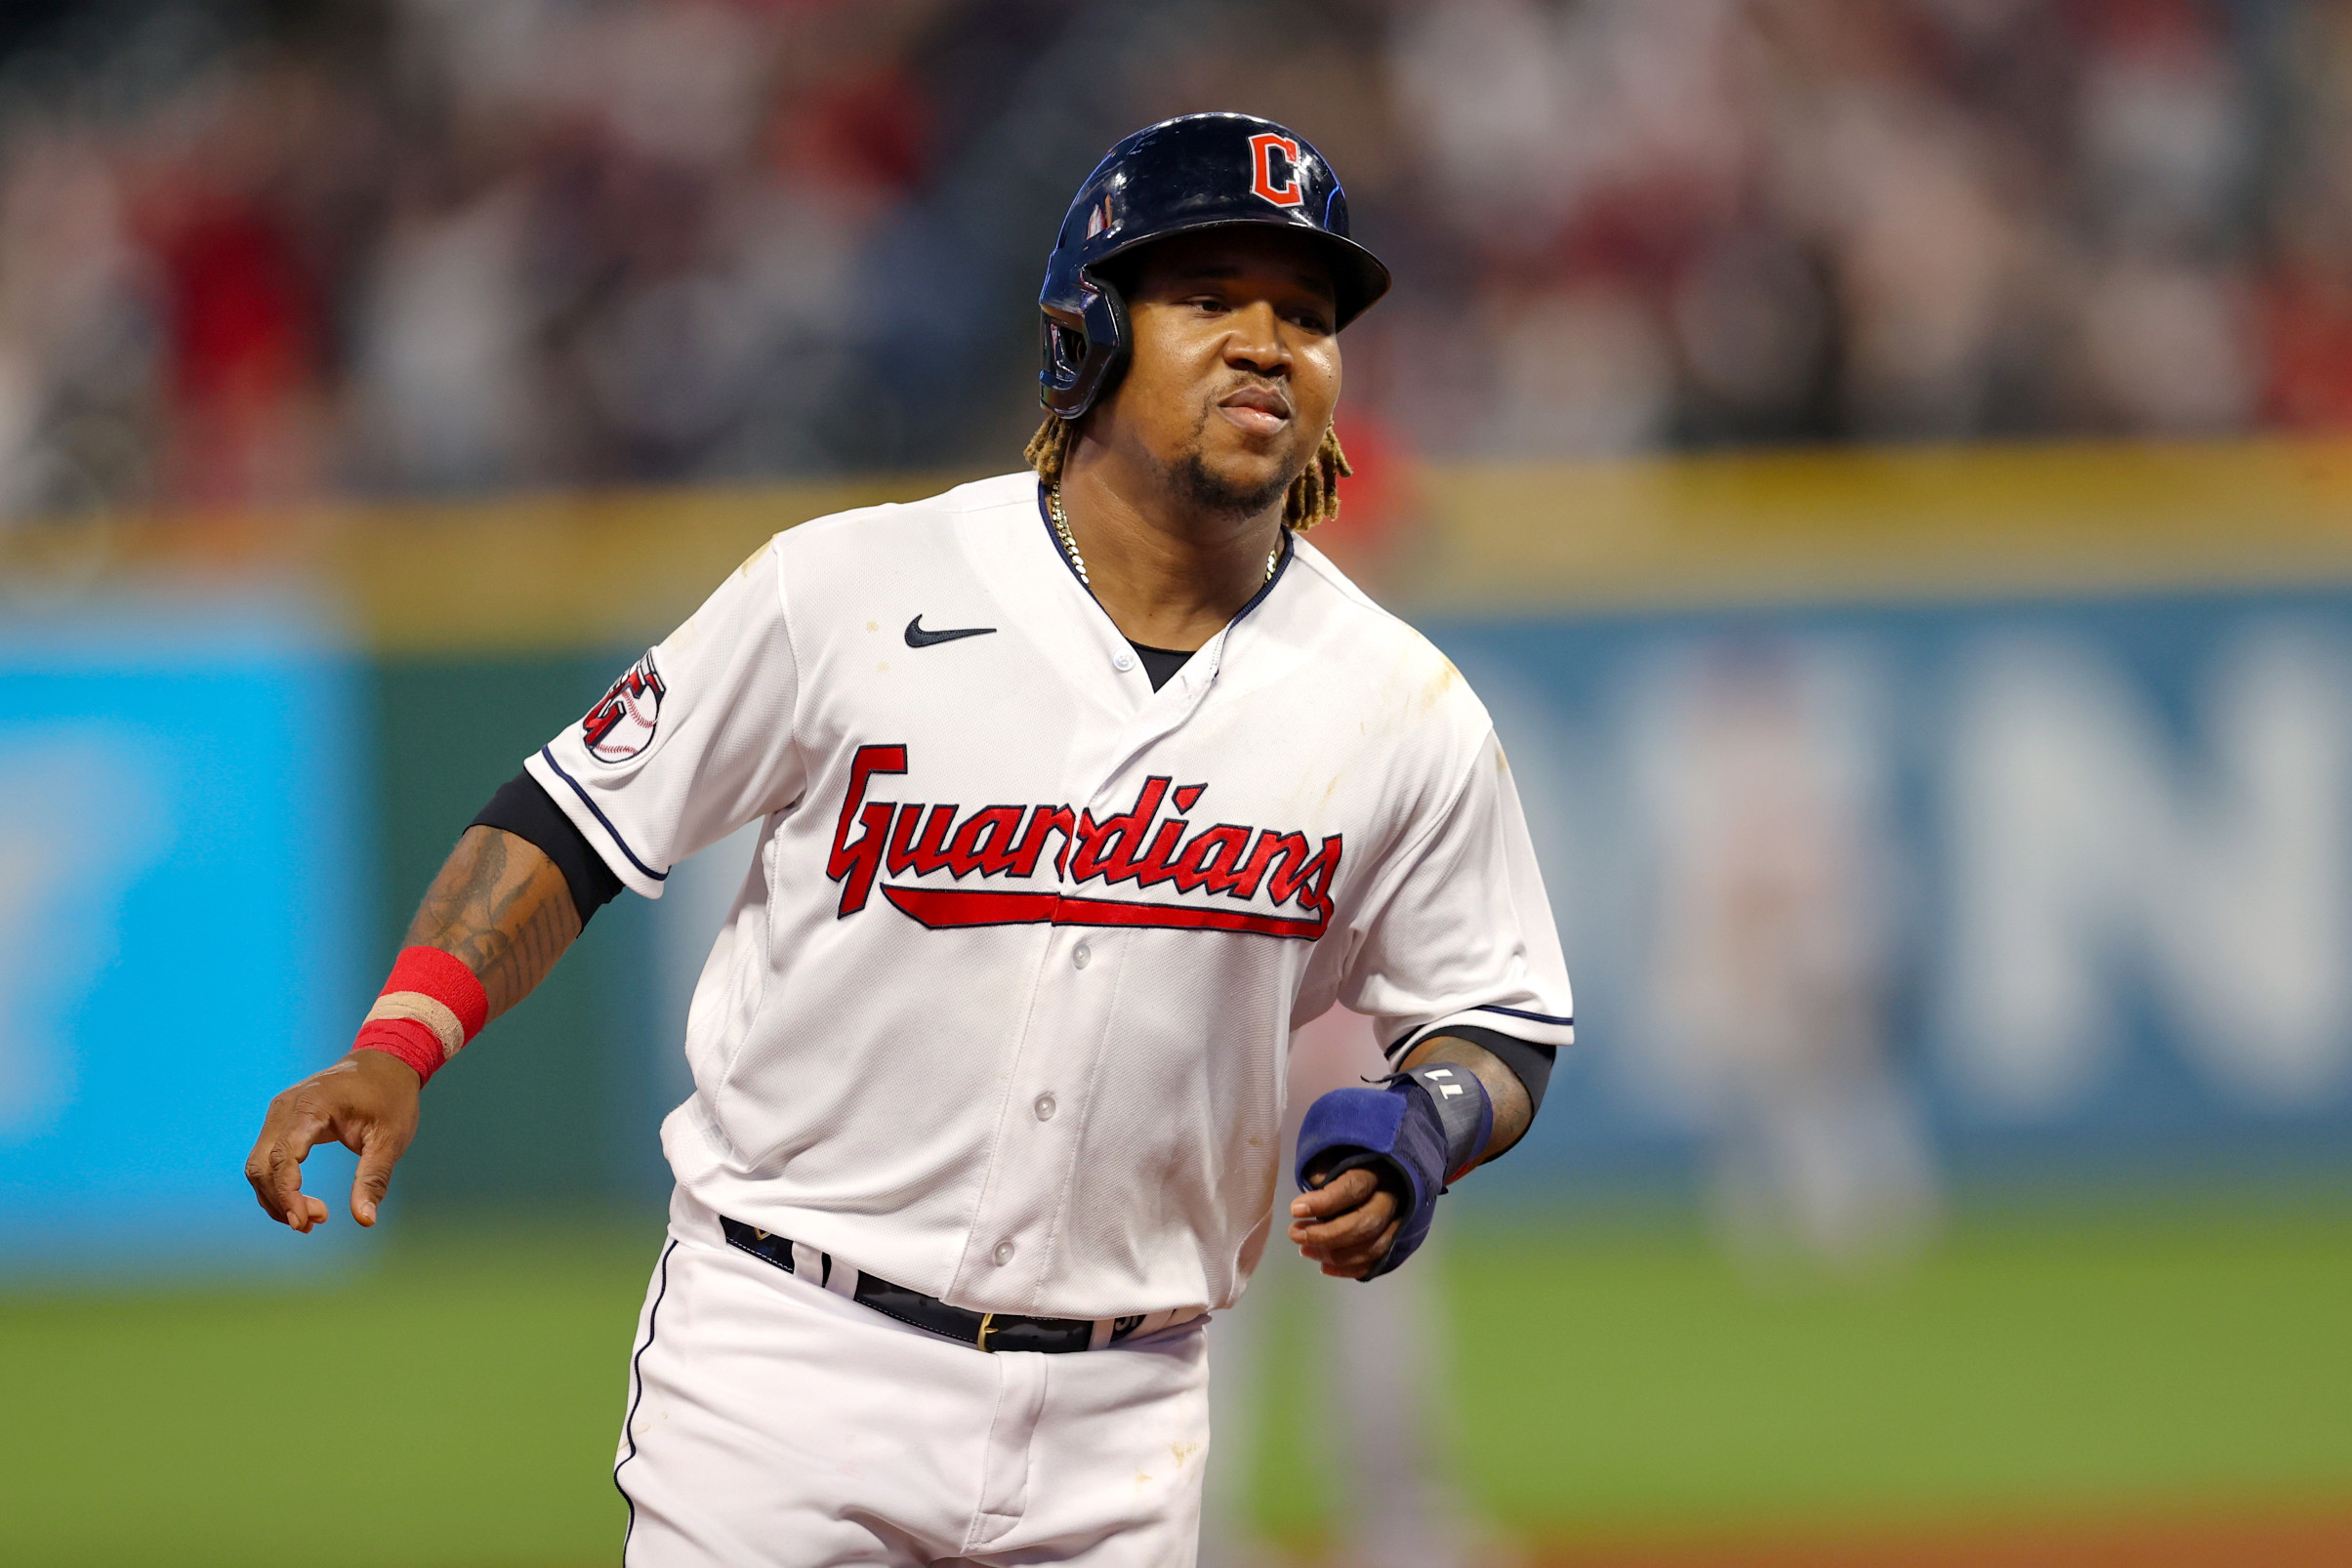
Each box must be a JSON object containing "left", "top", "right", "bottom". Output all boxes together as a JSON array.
[
  {"left": 1042, "top": 318, "right": 1088, "bottom": 390},
  {"left": 1039, "top": 275, "right": 1132, "bottom": 418}
]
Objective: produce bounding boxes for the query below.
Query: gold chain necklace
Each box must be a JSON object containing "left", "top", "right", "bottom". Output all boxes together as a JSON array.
[{"left": 1048, "top": 484, "right": 1277, "bottom": 588}]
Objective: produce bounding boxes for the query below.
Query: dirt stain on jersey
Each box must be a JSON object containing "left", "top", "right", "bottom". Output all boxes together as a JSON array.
[{"left": 1420, "top": 657, "right": 1463, "bottom": 714}]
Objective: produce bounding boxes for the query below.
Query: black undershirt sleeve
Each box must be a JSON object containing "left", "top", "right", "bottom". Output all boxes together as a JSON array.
[
  {"left": 470, "top": 769, "right": 627, "bottom": 928},
  {"left": 1400, "top": 1023, "right": 1555, "bottom": 1126}
]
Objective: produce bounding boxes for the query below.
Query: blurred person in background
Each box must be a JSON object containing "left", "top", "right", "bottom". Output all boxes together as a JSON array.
[
  {"left": 137, "top": 56, "right": 341, "bottom": 505},
  {"left": 1642, "top": 640, "right": 1937, "bottom": 1271},
  {"left": 2259, "top": 0, "right": 2352, "bottom": 429},
  {"left": 1758, "top": 0, "right": 2037, "bottom": 438},
  {"left": 2066, "top": 0, "right": 2259, "bottom": 433},
  {"left": 0, "top": 118, "right": 155, "bottom": 521}
]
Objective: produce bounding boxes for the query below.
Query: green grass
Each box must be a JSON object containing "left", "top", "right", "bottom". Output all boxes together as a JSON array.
[
  {"left": 1438, "top": 1201, "right": 2352, "bottom": 1536},
  {"left": 0, "top": 1219, "right": 658, "bottom": 1568},
  {"left": 4, "top": 1202, "right": 2350, "bottom": 1565}
]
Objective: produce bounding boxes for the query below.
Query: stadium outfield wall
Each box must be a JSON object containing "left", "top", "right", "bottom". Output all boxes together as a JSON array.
[
  {"left": 12, "top": 434, "right": 2349, "bottom": 650},
  {"left": 4, "top": 436, "right": 2350, "bottom": 1250}
]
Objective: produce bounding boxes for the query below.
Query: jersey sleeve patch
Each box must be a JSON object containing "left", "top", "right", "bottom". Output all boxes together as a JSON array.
[{"left": 582, "top": 652, "right": 666, "bottom": 763}]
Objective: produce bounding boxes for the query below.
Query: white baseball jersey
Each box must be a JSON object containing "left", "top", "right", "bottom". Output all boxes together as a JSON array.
[{"left": 527, "top": 471, "right": 1573, "bottom": 1320}]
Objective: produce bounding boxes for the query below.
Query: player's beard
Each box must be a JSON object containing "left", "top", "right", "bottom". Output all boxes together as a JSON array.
[{"left": 1160, "top": 402, "right": 1300, "bottom": 520}]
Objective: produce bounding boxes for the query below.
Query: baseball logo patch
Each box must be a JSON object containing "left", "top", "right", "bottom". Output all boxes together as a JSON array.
[
  {"left": 582, "top": 652, "right": 666, "bottom": 763},
  {"left": 1249, "top": 132, "right": 1304, "bottom": 208}
]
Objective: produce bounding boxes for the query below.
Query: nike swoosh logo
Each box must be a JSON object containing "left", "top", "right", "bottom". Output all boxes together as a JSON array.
[{"left": 905, "top": 616, "right": 997, "bottom": 648}]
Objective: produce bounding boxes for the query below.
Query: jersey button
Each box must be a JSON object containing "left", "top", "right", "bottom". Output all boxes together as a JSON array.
[
  {"left": 1112, "top": 651, "right": 1135, "bottom": 673},
  {"left": 1072, "top": 941, "right": 1091, "bottom": 970},
  {"left": 993, "top": 1240, "right": 1016, "bottom": 1265},
  {"left": 1034, "top": 1093, "right": 1056, "bottom": 1121}
]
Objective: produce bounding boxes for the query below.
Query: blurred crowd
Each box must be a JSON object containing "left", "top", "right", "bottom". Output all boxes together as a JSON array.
[{"left": 1, "top": 0, "right": 2349, "bottom": 520}]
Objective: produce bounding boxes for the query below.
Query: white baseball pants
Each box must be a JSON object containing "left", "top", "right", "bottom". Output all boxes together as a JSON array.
[{"left": 615, "top": 1188, "right": 1213, "bottom": 1566}]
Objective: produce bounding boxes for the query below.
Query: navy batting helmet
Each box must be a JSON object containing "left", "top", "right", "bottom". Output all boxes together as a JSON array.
[{"left": 1038, "top": 112, "right": 1392, "bottom": 418}]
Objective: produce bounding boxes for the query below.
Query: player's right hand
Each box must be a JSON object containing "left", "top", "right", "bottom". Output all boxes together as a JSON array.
[
  {"left": 1288, "top": 1164, "right": 1403, "bottom": 1279},
  {"left": 244, "top": 1050, "right": 422, "bottom": 1232}
]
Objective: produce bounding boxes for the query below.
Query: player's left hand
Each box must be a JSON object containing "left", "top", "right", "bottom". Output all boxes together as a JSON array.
[{"left": 1287, "top": 1166, "right": 1400, "bottom": 1279}]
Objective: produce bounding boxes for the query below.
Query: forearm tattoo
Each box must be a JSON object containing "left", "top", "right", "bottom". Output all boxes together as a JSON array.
[{"left": 403, "top": 826, "right": 581, "bottom": 1021}]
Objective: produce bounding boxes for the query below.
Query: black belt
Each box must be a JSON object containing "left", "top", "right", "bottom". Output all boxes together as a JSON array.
[{"left": 720, "top": 1217, "right": 1150, "bottom": 1354}]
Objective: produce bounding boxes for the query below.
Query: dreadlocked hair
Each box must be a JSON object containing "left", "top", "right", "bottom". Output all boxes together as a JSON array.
[{"left": 1024, "top": 415, "right": 1352, "bottom": 531}]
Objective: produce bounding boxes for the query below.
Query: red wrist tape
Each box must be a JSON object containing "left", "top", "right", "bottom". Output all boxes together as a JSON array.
[{"left": 352, "top": 946, "right": 488, "bottom": 1087}]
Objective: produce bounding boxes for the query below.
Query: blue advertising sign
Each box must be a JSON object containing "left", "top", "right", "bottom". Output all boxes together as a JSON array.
[
  {"left": 1432, "top": 589, "right": 2352, "bottom": 1240},
  {"left": 0, "top": 598, "right": 368, "bottom": 1277}
]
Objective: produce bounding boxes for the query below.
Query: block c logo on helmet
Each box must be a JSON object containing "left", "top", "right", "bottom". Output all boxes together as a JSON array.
[{"left": 1249, "top": 132, "right": 1304, "bottom": 208}]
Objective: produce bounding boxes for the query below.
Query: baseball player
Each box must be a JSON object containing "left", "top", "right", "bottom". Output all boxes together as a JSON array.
[{"left": 245, "top": 113, "right": 1572, "bottom": 1566}]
